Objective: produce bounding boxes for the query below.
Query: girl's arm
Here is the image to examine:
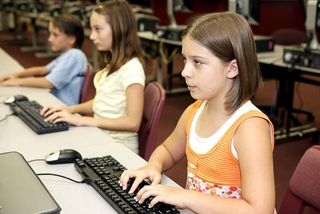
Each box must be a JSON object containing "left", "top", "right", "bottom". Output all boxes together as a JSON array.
[
  {"left": 45, "top": 83, "right": 144, "bottom": 131},
  {"left": 148, "top": 106, "right": 189, "bottom": 172},
  {"left": 136, "top": 116, "right": 275, "bottom": 214},
  {"left": 41, "top": 100, "right": 94, "bottom": 120},
  {"left": 232, "top": 116, "right": 275, "bottom": 213},
  {"left": 120, "top": 106, "right": 190, "bottom": 193},
  {"left": 65, "top": 100, "right": 94, "bottom": 115},
  {"left": 98, "top": 83, "right": 144, "bottom": 132},
  {"left": 72, "top": 83, "right": 144, "bottom": 131}
]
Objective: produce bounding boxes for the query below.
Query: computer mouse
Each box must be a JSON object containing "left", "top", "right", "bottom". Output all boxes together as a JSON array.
[
  {"left": 45, "top": 149, "right": 82, "bottom": 164},
  {"left": 4, "top": 95, "right": 28, "bottom": 104}
]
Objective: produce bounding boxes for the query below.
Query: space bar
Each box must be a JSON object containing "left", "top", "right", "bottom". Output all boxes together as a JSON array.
[
  {"left": 18, "top": 111, "right": 42, "bottom": 129},
  {"left": 24, "top": 108, "right": 51, "bottom": 127}
]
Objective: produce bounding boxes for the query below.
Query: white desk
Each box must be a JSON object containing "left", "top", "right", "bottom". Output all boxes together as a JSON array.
[
  {"left": 0, "top": 94, "right": 187, "bottom": 214},
  {"left": 0, "top": 48, "right": 24, "bottom": 72},
  {"left": 0, "top": 88, "right": 112, "bottom": 158},
  {"left": 29, "top": 143, "right": 185, "bottom": 214},
  {"left": 0, "top": 49, "right": 188, "bottom": 213}
]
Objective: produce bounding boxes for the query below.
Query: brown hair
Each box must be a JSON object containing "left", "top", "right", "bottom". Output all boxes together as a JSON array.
[
  {"left": 93, "top": 0, "right": 143, "bottom": 75},
  {"left": 182, "top": 11, "right": 262, "bottom": 113},
  {"left": 51, "top": 14, "right": 84, "bottom": 49}
]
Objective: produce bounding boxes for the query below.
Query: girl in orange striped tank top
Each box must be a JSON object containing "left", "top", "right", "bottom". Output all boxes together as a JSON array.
[{"left": 120, "top": 11, "right": 275, "bottom": 214}]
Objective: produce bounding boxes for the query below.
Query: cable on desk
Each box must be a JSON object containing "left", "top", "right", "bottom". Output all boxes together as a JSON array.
[
  {"left": 0, "top": 113, "right": 14, "bottom": 123},
  {"left": 296, "top": 82, "right": 304, "bottom": 110},
  {"left": 159, "top": 40, "right": 179, "bottom": 64},
  {"left": 28, "top": 158, "right": 46, "bottom": 163},
  {"left": 37, "top": 173, "right": 86, "bottom": 184}
]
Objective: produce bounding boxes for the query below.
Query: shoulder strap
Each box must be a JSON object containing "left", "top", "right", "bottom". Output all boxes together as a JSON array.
[
  {"left": 223, "top": 110, "right": 275, "bottom": 150},
  {"left": 184, "top": 100, "right": 203, "bottom": 134}
]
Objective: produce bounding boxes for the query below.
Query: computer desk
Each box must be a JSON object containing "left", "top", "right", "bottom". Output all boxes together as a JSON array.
[
  {"left": 0, "top": 48, "right": 24, "bottom": 72},
  {"left": 138, "top": 33, "right": 320, "bottom": 141},
  {"left": 138, "top": 31, "right": 186, "bottom": 94},
  {"left": 0, "top": 48, "right": 189, "bottom": 214},
  {"left": 258, "top": 45, "right": 319, "bottom": 141}
]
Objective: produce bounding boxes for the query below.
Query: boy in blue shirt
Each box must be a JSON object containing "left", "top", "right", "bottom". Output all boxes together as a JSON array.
[{"left": 0, "top": 14, "right": 87, "bottom": 105}]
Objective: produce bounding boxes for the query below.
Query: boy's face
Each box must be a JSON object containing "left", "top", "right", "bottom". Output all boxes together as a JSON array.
[{"left": 48, "top": 22, "right": 75, "bottom": 52}]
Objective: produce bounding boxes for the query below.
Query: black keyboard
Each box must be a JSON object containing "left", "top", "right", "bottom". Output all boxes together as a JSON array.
[
  {"left": 9, "top": 100, "right": 69, "bottom": 134},
  {"left": 75, "top": 156, "right": 180, "bottom": 214}
]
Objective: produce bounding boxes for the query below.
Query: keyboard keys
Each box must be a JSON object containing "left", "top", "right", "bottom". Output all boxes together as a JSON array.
[
  {"left": 9, "top": 100, "right": 69, "bottom": 134},
  {"left": 75, "top": 156, "right": 180, "bottom": 214}
]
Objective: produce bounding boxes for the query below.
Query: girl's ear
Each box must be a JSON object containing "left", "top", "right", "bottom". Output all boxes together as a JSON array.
[{"left": 227, "top": 59, "right": 239, "bottom": 79}]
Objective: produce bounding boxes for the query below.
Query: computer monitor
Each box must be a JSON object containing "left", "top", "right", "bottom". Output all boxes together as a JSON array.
[
  {"left": 305, "top": 0, "right": 320, "bottom": 49},
  {"left": 228, "top": 0, "right": 260, "bottom": 25},
  {"left": 167, "top": 0, "right": 192, "bottom": 27},
  {"left": 228, "top": 0, "right": 237, "bottom": 13}
]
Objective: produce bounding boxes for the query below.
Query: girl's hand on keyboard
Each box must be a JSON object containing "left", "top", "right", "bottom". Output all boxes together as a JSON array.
[
  {"left": 43, "top": 110, "right": 82, "bottom": 126},
  {"left": 119, "top": 165, "right": 162, "bottom": 194},
  {"left": 40, "top": 106, "right": 65, "bottom": 117},
  {"left": 136, "top": 184, "right": 187, "bottom": 209}
]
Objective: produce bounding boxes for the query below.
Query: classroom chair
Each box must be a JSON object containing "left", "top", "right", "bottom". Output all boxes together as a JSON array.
[
  {"left": 80, "top": 63, "right": 95, "bottom": 103},
  {"left": 138, "top": 81, "right": 166, "bottom": 160},
  {"left": 272, "top": 28, "right": 307, "bottom": 46},
  {"left": 278, "top": 145, "right": 320, "bottom": 214}
]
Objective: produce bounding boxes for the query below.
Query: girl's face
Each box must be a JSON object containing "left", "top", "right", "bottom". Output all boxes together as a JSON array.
[
  {"left": 181, "top": 35, "right": 235, "bottom": 101},
  {"left": 48, "top": 22, "right": 74, "bottom": 52},
  {"left": 90, "top": 11, "right": 112, "bottom": 51}
]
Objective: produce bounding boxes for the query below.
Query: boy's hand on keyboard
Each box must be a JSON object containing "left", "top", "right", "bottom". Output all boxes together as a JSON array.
[
  {"left": 136, "top": 184, "right": 187, "bottom": 209},
  {"left": 119, "top": 165, "right": 162, "bottom": 194}
]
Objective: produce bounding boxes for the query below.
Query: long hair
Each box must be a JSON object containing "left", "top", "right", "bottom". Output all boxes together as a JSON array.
[
  {"left": 182, "top": 12, "right": 262, "bottom": 113},
  {"left": 51, "top": 14, "right": 84, "bottom": 49},
  {"left": 93, "top": 0, "right": 143, "bottom": 75}
]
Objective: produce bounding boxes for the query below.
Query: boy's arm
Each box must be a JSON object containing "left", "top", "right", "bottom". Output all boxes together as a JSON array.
[
  {"left": 0, "top": 77, "right": 53, "bottom": 89},
  {"left": 0, "top": 66, "right": 48, "bottom": 82},
  {"left": 14, "top": 66, "right": 49, "bottom": 78}
]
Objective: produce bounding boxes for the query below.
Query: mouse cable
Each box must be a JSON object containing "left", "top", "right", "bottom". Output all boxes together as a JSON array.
[
  {"left": 28, "top": 158, "right": 46, "bottom": 163},
  {"left": 37, "top": 173, "right": 86, "bottom": 184},
  {"left": 0, "top": 113, "right": 14, "bottom": 123}
]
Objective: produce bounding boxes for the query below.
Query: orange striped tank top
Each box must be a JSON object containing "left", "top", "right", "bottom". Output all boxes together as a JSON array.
[{"left": 185, "top": 100, "right": 274, "bottom": 199}]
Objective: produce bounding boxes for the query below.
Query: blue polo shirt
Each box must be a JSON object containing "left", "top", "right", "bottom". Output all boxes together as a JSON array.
[{"left": 46, "top": 48, "right": 87, "bottom": 105}]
